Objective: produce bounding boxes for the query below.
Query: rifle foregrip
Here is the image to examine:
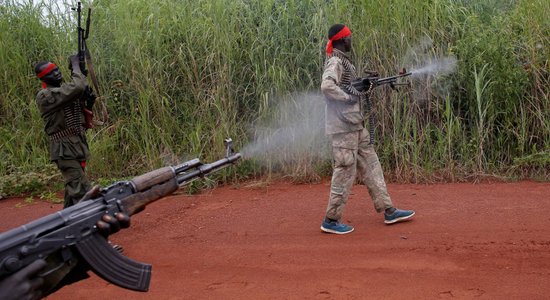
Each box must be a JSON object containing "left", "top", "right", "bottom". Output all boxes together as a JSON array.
[
  {"left": 122, "top": 178, "right": 179, "bottom": 216},
  {"left": 132, "top": 167, "right": 175, "bottom": 192},
  {"left": 76, "top": 234, "right": 151, "bottom": 292}
]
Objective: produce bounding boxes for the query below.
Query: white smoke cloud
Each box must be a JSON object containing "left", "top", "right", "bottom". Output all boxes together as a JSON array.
[
  {"left": 411, "top": 56, "right": 458, "bottom": 77},
  {"left": 401, "top": 36, "right": 458, "bottom": 104},
  {"left": 403, "top": 36, "right": 458, "bottom": 77},
  {"left": 242, "top": 92, "right": 330, "bottom": 164}
]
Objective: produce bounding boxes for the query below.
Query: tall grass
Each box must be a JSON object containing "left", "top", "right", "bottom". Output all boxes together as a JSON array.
[{"left": 1, "top": 0, "right": 548, "bottom": 197}]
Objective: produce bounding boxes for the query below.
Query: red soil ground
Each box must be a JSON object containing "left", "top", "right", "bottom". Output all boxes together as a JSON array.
[{"left": 1, "top": 180, "right": 549, "bottom": 299}]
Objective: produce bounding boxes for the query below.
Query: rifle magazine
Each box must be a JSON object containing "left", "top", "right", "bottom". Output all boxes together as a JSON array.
[{"left": 76, "top": 233, "right": 151, "bottom": 292}]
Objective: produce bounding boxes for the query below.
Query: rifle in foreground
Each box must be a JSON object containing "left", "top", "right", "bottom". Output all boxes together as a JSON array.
[
  {"left": 0, "top": 139, "right": 241, "bottom": 292},
  {"left": 352, "top": 68, "right": 412, "bottom": 92}
]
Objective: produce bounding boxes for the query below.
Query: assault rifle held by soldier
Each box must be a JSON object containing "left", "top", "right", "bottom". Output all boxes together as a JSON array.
[
  {"left": 72, "top": 1, "right": 104, "bottom": 127},
  {"left": 0, "top": 139, "right": 241, "bottom": 297},
  {"left": 74, "top": 1, "right": 90, "bottom": 75}
]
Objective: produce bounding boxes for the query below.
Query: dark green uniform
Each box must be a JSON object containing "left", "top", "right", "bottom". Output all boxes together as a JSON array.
[{"left": 35, "top": 70, "right": 91, "bottom": 208}]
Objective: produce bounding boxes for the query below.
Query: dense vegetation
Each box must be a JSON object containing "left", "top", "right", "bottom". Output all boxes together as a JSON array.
[{"left": 1, "top": 0, "right": 548, "bottom": 197}]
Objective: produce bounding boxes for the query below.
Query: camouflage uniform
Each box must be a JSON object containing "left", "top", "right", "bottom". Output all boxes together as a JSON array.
[
  {"left": 36, "top": 70, "right": 91, "bottom": 208},
  {"left": 321, "top": 49, "right": 393, "bottom": 221}
]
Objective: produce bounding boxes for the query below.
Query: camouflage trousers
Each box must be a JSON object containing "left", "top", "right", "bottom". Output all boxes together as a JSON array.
[
  {"left": 325, "top": 128, "right": 393, "bottom": 221},
  {"left": 55, "top": 159, "right": 91, "bottom": 208}
]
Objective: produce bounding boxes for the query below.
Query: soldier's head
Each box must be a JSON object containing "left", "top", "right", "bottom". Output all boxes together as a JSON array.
[
  {"left": 326, "top": 24, "right": 352, "bottom": 54},
  {"left": 34, "top": 61, "right": 62, "bottom": 87}
]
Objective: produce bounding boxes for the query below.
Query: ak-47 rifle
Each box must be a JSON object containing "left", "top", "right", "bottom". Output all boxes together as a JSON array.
[
  {"left": 352, "top": 68, "right": 412, "bottom": 92},
  {"left": 0, "top": 139, "right": 241, "bottom": 292},
  {"left": 74, "top": 1, "right": 89, "bottom": 75},
  {"left": 72, "top": 1, "right": 105, "bottom": 127}
]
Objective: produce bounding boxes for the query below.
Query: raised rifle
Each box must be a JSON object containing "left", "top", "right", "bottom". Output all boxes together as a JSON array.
[
  {"left": 74, "top": 1, "right": 89, "bottom": 75},
  {"left": 0, "top": 139, "right": 241, "bottom": 292},
  {"left": 72, "top": 1, "right": 104, "bottom": 127}
]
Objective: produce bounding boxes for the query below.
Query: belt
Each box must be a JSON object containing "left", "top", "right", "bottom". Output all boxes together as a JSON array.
[{"left": 48, "top": 126, "right": 85, "bottom": 142}]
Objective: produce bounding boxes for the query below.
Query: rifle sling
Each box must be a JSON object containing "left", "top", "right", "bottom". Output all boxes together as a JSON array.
[
  {"left": 84, "top": 40, "right": 109, "bottom": 124},
  {"left": 83, "top": 41, "right": 100, "bottom": 97}
]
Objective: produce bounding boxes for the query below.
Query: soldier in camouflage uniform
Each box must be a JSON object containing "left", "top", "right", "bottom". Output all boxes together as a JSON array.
[
  {"left": 34, "top": 55, "right": 94, "bottom": 208},
  {"left": 320, "top": 24, "right": 415, "bottom": 234}
]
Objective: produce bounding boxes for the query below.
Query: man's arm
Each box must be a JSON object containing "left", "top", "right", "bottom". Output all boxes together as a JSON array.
[
  {"left": 321, "top": 57, "right": 352, "bottom": 102},
  {"left": 36, "top": 56, "right": 88, "bottom": 115}
]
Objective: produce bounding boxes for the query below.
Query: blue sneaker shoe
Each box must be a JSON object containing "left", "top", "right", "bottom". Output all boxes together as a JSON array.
[
  {"left": 321, "top": 220, "right": 354, "bottom": 234},
  {"left": 384, "top": 209, "right": 415, "bottom": 224}
]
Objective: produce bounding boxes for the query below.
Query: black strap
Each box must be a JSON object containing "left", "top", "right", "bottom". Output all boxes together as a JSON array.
[{"left": 84, "top": 41, "right": 109, "bottom": 125}]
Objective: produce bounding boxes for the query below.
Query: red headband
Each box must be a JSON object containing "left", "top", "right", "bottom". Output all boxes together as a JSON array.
[
  {"left": 326, "top": 26, "right": 351, "bottom": 55},
  {"left": 37, "top": 63, "right": 57, "bottom": 78}
]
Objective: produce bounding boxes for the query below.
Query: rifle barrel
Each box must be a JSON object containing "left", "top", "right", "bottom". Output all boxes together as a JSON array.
[
  {"left": 374, "top": 72, "right": 412, "bottom": 85},
  {"left": 76, "top": 2, "right": 82, "bottom": 56},
  {"left": 84, "top": 7, "right": 91, "bottom": 40},
  {"left": 176, "top": 153, "right": 241, "bottom": 185}
]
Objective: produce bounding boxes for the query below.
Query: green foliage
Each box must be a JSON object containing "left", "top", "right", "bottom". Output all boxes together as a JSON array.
[
  {"left": 39, "top": 190, "right": 62, "bottom": 204},
  {"left": 0, "top": 164, "right": 62, "bottom": 198},
  {"left": 513, "top": 152, "right": 550, "bottom": 168},
  {"left": 510, "top": 151, "right": 550, "bottom": 181},
  {"left": 0, "top": 0, "right": 548, "bottom": 197}
]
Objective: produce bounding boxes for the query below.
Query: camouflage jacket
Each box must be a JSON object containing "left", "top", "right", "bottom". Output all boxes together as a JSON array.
[{"left": 320, "top": 49, "right": 364, "bottom": 135}]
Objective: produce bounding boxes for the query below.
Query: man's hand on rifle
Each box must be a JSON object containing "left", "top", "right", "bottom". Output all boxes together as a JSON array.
[
  {"left": 83, "top": 86, "right": 95, "bottom": 110},
  {"left": 68, "top": 54, "right": 81, "bottom": 74},
  {"left": 0, "top": 185, "right": 132, "bottom": 300},
  {"left": 0, "top": 259, "right": 47, "bottom": 300},
  {"left": 96, "top": 213, "right": 131, "bottom": 237},
  {"left": 81, "top": 185, "right": 131, "bottom": 237}
]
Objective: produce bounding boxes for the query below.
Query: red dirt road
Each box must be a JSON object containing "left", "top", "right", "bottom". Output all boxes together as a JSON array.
[{"left": 1, "top": 181, "right": 549, "bottom": 299}]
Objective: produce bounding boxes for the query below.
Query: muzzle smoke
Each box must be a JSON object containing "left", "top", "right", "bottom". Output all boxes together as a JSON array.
[
  {"left": 241, "top": 92, "right": 330, "bottom": 164},
  {"left": 402, "top": 36, "right": 458, "bottom": 103},
  {"left": 404, "top": 36, "right": 458, "bottom": 77},
  {"left": 410, "top": 56, "right": 458, "bottom": 77}
]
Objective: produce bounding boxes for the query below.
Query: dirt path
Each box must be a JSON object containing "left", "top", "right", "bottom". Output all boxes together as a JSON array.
[{"left": 1, "top": 181, "right": 549, "bottom": 299}]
